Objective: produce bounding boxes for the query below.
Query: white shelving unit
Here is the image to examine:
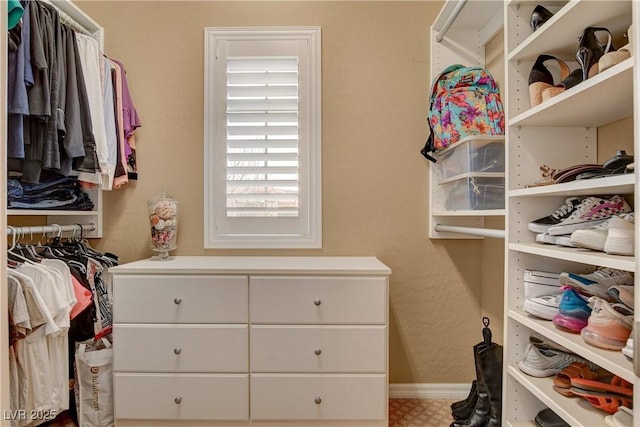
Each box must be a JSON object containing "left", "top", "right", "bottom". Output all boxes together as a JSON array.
[
  {"left": 503, "top": 1, "right": 638, "bottom": 426},
  {"left": 428, "top": 0, "right": 506, "bottom": 239}
]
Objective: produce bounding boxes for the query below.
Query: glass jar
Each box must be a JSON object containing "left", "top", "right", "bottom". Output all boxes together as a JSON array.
[{"left": 148, "top": 192, "right": 178, "bottom": 259}]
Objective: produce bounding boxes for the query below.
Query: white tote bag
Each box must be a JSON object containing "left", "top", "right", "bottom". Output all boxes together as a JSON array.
[{"left": 75, "top": 343, "right": 114, "bottom": 427}]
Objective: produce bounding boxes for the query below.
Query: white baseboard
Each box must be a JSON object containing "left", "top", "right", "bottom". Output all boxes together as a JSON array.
[{"left": 388, "top": 383, "right": 472, "bottom": 399}]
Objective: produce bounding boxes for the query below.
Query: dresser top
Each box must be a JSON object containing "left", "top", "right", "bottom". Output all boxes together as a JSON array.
[{"left": 109, "top": 256, "right": 391, "bottom": 275}]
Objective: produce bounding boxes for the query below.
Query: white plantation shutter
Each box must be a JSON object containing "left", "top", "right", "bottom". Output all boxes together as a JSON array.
[
  {"left": 226, "top": 56, "right": 300, "bottom": 218},
  {"left": 204, "top": 28, "right": 321, "bottom": 248}
]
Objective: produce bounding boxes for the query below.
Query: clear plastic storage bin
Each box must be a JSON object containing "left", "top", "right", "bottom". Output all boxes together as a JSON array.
[
  {"left": 441, "top": 175, "right": 505, "bottom": 210},
  {"left": 436, "top": 136, "right": 505, "bottom": 181}
]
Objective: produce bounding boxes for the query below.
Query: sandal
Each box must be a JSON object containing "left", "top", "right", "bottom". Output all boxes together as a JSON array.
[
  {"left": 569, "top": 388, "right": 633, "bottom": 414},
  {"left": 570, "top": 376, "right": 633, "bottom": 397},
  {"left": 552, "top": 362, "right": 610, "bottom": 397},
  {"left": 528, "top": 55, "right": 570, "bottom": 107},
  {"left": 569, "top": 375, "right": 633, "bottom": 414}
]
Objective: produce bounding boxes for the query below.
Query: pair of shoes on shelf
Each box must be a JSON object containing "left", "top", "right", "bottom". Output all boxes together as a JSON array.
[
  {"left": 558, "top": 267, "right": 634, "bottom": 302},
  {"left": 524, "top": 293, "right": 563, "bottom": 320},
  {"left": 552, "top": 287, "right": 592, "bottom": 333},
  {"left": 552, "top": 361, "right": 612, "bottom": 397},
  {"left": 571, "top": 376, "right": 633, "bottom": 415},
  {"left": 517, "top": 341, "right": 598, "bottom": 378},
  {"left": 523, "top": 270, "right": 565, "bottom": 320},
  {"left": 559, "top": 267, "right": 634, "bottom": 301},
  {"left": 534, "top": 408, "right": 569, "bottom": 427},
  {"left": 529, "top": 195, "right": 631, "bottom": 235},
  {"left": 581, "top": 296, "right": 633, "bottom": 351},
  {"left": 529, "top": 150, "right": 634, "bottom": 187},
  {"left": 575, "top": 150, "right": 635, "bottom": 180},
  {"left": 524, "top": 269, "right": 563, "bottom": 298},
  {"left": 535, "top": 232, "right": 576, "bottom": 248},
  {"left": 570, "top": 212, "right": 635, "bottom": 256},
  {"left": 529, "top": 26, "right": 632, "bottom": 107},
  {"left": 599, "top": 24, "right": 633, "bottom": 74}
]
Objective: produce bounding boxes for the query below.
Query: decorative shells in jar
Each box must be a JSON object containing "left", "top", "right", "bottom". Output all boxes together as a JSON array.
[{"left": 148, "top": 192, "right": 178, "bottom": 259}]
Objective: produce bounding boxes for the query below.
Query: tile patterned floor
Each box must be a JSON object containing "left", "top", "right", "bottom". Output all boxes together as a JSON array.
[
  {"left": 43, "top": 399, "right": 456, "bottom": 427},
  {"left": 389, "top": 398, "right": 456, "bottom": 427}
]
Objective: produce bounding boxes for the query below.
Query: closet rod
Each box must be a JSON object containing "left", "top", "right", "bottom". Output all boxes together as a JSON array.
[
  {"left": 435, "top": 0, "right": 468, "bottom": 42},
  {"left": 38, "top": 0, "right": 103, "bottom": 43},
  {"left": 6, "top": 223, "right": 96, "bottom": 236},
  {"left": 434, "top": 224, "right": 505, "bottom": 239}
]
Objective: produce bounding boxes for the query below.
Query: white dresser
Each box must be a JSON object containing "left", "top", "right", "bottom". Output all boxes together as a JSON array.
[{"left": 110, "top": 256, "right": 391, "bottom": 427}]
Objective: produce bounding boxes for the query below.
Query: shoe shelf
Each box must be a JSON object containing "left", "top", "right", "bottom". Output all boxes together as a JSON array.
[
  {"left": 507, "top": 1, "right": 631, "bottom": 63},
  {"left": 504, "top": 0, "right": 638, "bottom": 425},
  {"left": 509, "top": 243, "right": 635, "bottom": 273},
  {"left": 509, "top": 173, "right": 634, "bottom": 198},
  {"left": 506, "top": 365, "right": 611, "bottom": 427},
  {"left": 509, "top": 309, "right": 635, "bottom": 381},
  {"left": 508, "top": 57, "right": 633, "bottom": 128}
]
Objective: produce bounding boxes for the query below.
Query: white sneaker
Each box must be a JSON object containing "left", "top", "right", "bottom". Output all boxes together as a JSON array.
[
  {"left": 559, "top": 267, "right": 634, "bottom": 300},
  {"left": 517, "top": 343, "right": 598, "bottom": 377},
  {"left": 604, "top": 213, "right": 635, "bottom": 256},
  {"left": 547, "top": 195, "right": 631, "bottom": 236},
  {"left": 523, "top": 294, "right": 562, "bottom": 320},
  {"left": 523, "top": 270, "right": 563, "bottom": 298},
  {"left": 570, "top": 212, "right": 634, "bottom": 253},
  {"left": 536, "top": 232, "right": 557, "bottom": 244},
  {"left": 554, "top": 235, "right": 576, "bottom": 247}
]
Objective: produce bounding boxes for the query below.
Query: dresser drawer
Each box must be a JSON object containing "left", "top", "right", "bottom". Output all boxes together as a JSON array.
[
  {"left": 250, "top": 374, "right": 386, "bottom": 420},
  {"left": 250, "top": 276, "right": 387, "bottom": 324},
  {"left": 113, "top": 275, "right": 247, "bottom": 323},
  {"left": 114, "top": 373, "right": 248, "bottom": 420},
  {"left": 114, "top": 324, "right": 248, "bottom": 372},
  {"left": 250, "top": 325, "right": 385, "bottom": 373}
]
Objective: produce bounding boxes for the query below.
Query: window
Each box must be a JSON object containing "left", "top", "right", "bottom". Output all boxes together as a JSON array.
[{"left": 204, "top": 27, "right": 322, "bottom": 248}]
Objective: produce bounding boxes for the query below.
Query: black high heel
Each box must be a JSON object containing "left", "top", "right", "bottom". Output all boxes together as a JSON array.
[
  {"left": 576, "top": 27, "right": 615, "bottom": 81},
  {"left": 530, "top": 5, "right": 554, "bottom": 32}
]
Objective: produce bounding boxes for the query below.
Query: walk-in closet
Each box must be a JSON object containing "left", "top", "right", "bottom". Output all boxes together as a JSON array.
[{"left": 3, "top": 1, "right": 638, "bottom": 427}]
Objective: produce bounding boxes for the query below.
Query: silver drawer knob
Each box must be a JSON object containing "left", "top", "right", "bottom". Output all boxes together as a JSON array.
[
  {"left": 174, "top": 297, "right": 182, "bottom": 305},
  {"left": 174, "top": 396, "right": 182, "bottom": 404},
  {"left": 314, "top": 348, "right": 322, "bottom": 355},
  {"left": 174, "top": 348, "right": 182, "bottom": 355},
  {"left": 313, "top": 299, "right": 321, "bottom": 306},
  {"left": 314, "top": 396, "right": 322, "bottom": 404}
]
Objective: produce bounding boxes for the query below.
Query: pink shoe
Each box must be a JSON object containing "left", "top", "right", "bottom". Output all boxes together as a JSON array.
[{"left": 581, "top": 297, "right": 633, "bottom": 350}]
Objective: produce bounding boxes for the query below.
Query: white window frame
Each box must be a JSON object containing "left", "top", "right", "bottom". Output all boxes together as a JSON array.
[{"left": 204, "top": 27, "right": 322, "bottom": 249}]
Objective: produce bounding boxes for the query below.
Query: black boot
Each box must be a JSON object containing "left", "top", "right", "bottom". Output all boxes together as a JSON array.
[
  {"left": 452, "top": 341, "right": 488, "bottom": 420},
  {"left": 478, "top": 343, "right": 503, "bottom": 427},
  {"left": 452, "top": 317, "right": 492, "bottom": 420},
  {"left": 450, "top": 343, "right": 503, "bottom": 427},
  {"left": 451, "top": 379, "right": 477, "bottom": 419}
]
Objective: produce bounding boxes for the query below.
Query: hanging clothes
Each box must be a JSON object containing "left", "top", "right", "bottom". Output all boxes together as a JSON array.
[
  {"left": 75, "top": 33, "right": 108, "bottom": 187},
  {"left": 9, "top": 0, "right": 98, "bottom": 184},
  {"left": 7, "top": 233, "right": 119, "bottom": 427}
]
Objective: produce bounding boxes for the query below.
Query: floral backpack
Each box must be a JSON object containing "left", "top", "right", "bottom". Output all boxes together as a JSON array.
[{"left": 421, "top": 65, "right": 505, "bottom": 162}]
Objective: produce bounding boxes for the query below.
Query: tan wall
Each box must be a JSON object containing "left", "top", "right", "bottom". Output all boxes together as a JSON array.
[{"left": 71, "top": 0, "right": 500, "bottom": 384}]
